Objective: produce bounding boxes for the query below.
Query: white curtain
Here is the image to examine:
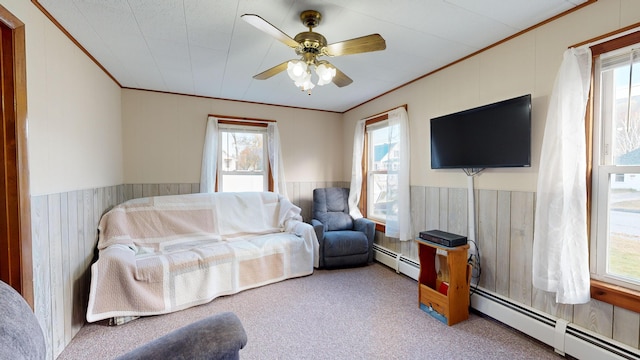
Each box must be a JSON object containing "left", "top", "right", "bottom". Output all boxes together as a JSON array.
[
  {"left": 348, "top": 119, "right": 366, "bottom": 219},
  {"left": 386, "top": 107, "right": 412, "bottom": 240},
  {"left": 348, "top": 107, "right": 412, "bottom": 240},
  {"left": 267, "top": 123, "right": 288, "bottom": 199},
  {"left": 532, "top": 47, "right": 592, "bottom": 304},
  {"left": 200, "top": 116, "right": 219, "bottom": 193}
]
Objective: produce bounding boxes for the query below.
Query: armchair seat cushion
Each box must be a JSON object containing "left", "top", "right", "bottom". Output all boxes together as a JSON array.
[{"left": 323, "top": 231, "right": 369, "bottom": 258}]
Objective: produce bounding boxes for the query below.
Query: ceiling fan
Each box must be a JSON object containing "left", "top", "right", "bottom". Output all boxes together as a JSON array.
[{"left": 241, "top": 10, "right": 386, "bottom": 92}]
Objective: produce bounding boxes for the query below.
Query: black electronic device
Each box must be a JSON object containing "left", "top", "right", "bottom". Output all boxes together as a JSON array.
[
  {"left": 419, "top": 230, "right": 467, "bottom": 247},
  {"left": 430, "top": 94, "right": 531, "bottom": 169}
]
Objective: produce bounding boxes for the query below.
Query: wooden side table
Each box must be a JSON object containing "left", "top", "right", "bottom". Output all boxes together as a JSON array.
[{"left": 416, "top": 239, "right": 471, "bottom": 325}]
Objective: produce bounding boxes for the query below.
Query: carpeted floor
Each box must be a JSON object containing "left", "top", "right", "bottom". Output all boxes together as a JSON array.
[{"left": 58, "top": 263, "right": 563, "bottom": 359}]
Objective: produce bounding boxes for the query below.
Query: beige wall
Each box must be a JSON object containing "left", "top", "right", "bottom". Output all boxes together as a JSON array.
[
  {"left": 122, "top": 89, "right": 344, "bottom": 184},
  {"left": 342, "top": 0, "right": 640, "bottom": 193},
  {"left": 5, "top": 0, "right": 124, "bottom": 196}
]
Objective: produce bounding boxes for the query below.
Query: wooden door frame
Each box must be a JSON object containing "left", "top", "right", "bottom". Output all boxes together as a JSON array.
[{"left": 0, "top": 5, "right": 33, "bottom": 308}]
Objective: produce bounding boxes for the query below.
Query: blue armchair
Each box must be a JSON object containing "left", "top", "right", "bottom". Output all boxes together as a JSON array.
[{"left": 312, "top": 187, "right": 375, "bottom": 268}]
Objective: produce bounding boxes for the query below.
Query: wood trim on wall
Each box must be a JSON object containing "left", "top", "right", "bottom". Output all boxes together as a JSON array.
[
  {"left": 591, "top": 280, "right": 640, "bottom": 313},
  {"left": 0, "top": 5, "right": 32, "bottom": 308}
]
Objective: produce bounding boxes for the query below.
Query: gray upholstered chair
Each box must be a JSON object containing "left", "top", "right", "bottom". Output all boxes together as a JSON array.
[
  {"left": 0, "top": 280, "right": 46, "bottom": 360},
  {"left": 0, "top": 279, "right": 247, "bottom": 360},
  {"left": 117, "top": 312, "right": 248, "bottom": 360},
  {"left": 312, "top": 187, "right": 375, "bottom": 268}
]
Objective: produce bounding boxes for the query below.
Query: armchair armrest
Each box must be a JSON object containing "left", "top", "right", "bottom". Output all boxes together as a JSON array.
[
  {"left": 353, "top": 218, "right": 376, "bottom": 263},
  {"left": 311, "top": 219, "right": 325, "bottom": 239},
  {"left": 311, "top": 219, "right": 326, "bottom": 268},
  {"left": 116, "top": 312, "right": 247, "bottom": 360}
]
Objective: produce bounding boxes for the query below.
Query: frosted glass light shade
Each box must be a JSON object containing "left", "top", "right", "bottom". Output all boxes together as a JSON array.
[
  {"left": 287, "top": 60, "right": 308, "bottom": 82},
  {"left": 294, "top": 71, "right": 314, "bottom": 91},
  {"left": 316, "top": 63, "right": 336, "bottom": 86}
]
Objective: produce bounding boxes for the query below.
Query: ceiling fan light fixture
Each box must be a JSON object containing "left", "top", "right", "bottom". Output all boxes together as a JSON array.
[
  {"left": 315, "top": 62, "right": 336, "bottom": 86},
  {"left": 287, "top": 60, "right": 308, "bottom": 82},
  {"left": 243, "top": 11, "right": 384, "bottom": 91}
]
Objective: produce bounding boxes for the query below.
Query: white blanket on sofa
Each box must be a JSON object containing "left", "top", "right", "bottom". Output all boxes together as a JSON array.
[{"left": 86, "top": 192, "right": 318, "bottom": 323}]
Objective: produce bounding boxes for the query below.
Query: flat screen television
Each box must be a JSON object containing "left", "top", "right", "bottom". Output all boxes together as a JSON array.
[{"left": 430, "top": 94, "right": 531, "bottom": 169}]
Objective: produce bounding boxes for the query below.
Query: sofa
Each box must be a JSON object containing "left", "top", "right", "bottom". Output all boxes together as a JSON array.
[{"left": 87, "top": 191, "right": 318, "bottom": 324}]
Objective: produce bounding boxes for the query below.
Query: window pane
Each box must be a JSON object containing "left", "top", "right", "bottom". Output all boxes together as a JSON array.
[
  {"left": 220, "top": 129, "right": 266, "bottom": 192},
  {"left": 221, "top": 131, "right": 264, "bottom": 171},
  {"left": 607, "top": 173, "right": 640, "bottom": 283},
  {"left": 367, "top": 122, "right": 400, "bottom": 222},
  {"left": 221, "top": 174, "right": 265, "bottom": 192},
  {"left": 368, "top": 173, "right": 398, "bottom": 220},
  {"left": 608, "top": 52, "right": 640, "bottom": 165}
]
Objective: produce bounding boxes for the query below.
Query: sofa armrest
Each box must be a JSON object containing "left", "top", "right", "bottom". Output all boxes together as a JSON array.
[
  {"left": 116, "top": 312, "right": 247, "bottom": 360},
  {"left": 353, "top": 217, "right": 376, "bottom": 263}
]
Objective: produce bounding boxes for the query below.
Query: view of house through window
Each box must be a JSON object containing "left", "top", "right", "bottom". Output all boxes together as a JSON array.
[
  {"left": 367, "top": 120, "right": 400, "bottom": 223},
  {"left": 592, "top": 45, "right": 640, "bottom": 290},
  {"left": 219, "top": 126, "right": 267, "bottom": 192}
]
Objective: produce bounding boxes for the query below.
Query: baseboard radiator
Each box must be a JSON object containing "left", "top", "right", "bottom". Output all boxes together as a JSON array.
[{"left": 373, "top": 244, "right": 640, "bottom": 360}]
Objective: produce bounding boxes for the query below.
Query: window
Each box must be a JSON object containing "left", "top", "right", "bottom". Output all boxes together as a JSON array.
[
  {"left": 591, "top": 38, "right": 640, "bottom": 292},
  {"left": 218, "top": 123, "right": 268, "bottom": 192},
  {"left": 366, "top": 118, "right": 400, "bottom": 223}
]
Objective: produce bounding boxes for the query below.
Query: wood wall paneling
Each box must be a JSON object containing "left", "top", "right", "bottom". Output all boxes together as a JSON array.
[
  {"left": 438, "top": 187, "right": 449, "bottom": 231},
  {"left": 477, "top": 189, "right": 497, "bottom": 292},
  {"left": 31, "top": 195, "right": 52, "bottom": 359},
  {"left": 574, "top": 298, "right": 614, "bottom": 338},
  {"left": 612, "top": 307, "right": 640, "bottom": 348},
  {"left": 47, "top": 194, "right": 64, "bottom": 356},
  {"left": 410, "top": 186, "right": 426, "bottom": 238},
  {"left": 425, "top": 187, "right": 439, "bottom": 230},
  {"left": 508, "top": 191, "right": 534, "bottom": 306},
  {"left": 495, "top": 190, "right": 512, "bottom": 297},
  {"left": 447, "top": 188, "right": 467, "bottom": 237},
  {"left": 31, "top": 183, "right": 640, "bottom": 358}
]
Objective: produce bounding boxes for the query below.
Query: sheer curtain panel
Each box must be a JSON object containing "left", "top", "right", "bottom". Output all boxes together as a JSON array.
[
  {"left": 200, "top": 116, "right": 219, "bottom": 193},
  {"left": 348, "top": 119, "right": 366, "bottom": 219},
  {"left": 532, "top": 47, "right": 592, "bottom": 304},
  {"left": 267, "top": 123, "right": 288, "bottom": 199},
  {"left": 349, "top": 107, "right": 412, "bottom": 240},
  {"left": 386, "top": 107, "right": 411, "bottom": 241}
]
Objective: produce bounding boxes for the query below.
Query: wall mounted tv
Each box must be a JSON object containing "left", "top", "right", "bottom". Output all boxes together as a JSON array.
[{"left": 430, "top": 94, "right": 531, "bottom": 169}]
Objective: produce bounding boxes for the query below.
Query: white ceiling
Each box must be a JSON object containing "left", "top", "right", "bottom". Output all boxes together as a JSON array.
[{"left": 35, "top": 0, "right": 589, "bottom": 112}]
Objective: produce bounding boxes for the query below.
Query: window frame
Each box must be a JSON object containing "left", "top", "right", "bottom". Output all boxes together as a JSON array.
[
  {"left": 587, "top": 30, "right": 640, "bottom": 312},
  {"left": 361, "top": 113, "right": 389, "bottom": 231},
  {"left": 215, "top": 119, "right": 273, "bottom": 193}
]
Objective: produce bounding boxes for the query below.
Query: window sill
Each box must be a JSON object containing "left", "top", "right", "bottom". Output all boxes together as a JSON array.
[
  {"left": 590, "top": 279, "right": 640, "bottom": 313},
  {"left": 366, "top": 219, "right": 385, "bottom": 233}
]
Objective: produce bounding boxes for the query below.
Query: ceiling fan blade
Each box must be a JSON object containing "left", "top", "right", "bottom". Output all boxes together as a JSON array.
[
  {"left": 324, "top": 34, "right": 386, "bottom": 57},
  {"left": 253, "top": 61, "right": 290, "bottom": 80},
  {"left": 331, "top": 66, "right": 353, "bottom": 87},
  {"left": 241, "top": 14, "right": 300, "bottom": 48}
]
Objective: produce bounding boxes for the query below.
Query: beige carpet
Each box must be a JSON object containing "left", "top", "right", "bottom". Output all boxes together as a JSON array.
[{"left": 58, "top": 263, "right": 562, "bottom": 359}]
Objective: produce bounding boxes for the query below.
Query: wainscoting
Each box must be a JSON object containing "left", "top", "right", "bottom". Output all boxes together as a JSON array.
[
  {"left": 30, "top": 183, "right": 639, "bottom": 359},
  {"left": 30, "top": 181, "right": 348, "bottom": 359},
  {"left": 376, "top": 185, "right": 640, "bottom": 354}
]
